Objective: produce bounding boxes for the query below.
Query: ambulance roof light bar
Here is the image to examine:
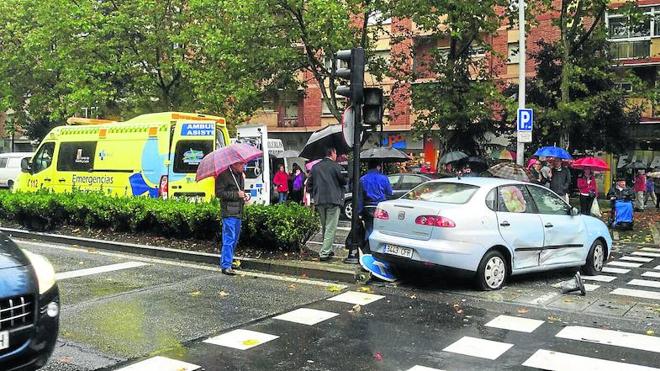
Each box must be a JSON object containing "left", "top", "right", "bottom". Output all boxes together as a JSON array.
[{"left": 66, "top": 117, "right": 117, "bottom": 126}]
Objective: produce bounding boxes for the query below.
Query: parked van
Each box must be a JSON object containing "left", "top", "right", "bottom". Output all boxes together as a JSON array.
[
  {"left": 0, "top": 152, "right": 34, "bottom": 189},
  {"left": 15, "top": 112, "right": 231, "bottom": 200}
]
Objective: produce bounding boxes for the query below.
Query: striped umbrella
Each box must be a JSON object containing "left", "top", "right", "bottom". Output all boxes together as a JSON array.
[
  {"left": 491, "top": 149, "right": 516, "bottom": 161},
  {"left": 487, "top": 162, "right": 531, "bottom": 182},
  {"left": 195, "top": 143, "right": 262, "bottom": 182}
]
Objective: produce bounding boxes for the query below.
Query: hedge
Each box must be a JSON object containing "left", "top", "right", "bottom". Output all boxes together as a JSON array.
[{"left": 0, "top": 191, "right": 320, "bottom": 251}]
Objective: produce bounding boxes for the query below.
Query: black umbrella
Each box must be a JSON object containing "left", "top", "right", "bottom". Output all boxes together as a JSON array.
[
  {"left": 299, "top": 125, "right": 350, "bottom": 160},
  {"left": 626, "top": 161, "right": 647, "bottom": 170},
  {"left": 360, "top": 147, "right": 411, "bottom": 163},
  {"left": 467, "top": 156, "right": 488, "bottom": 172},
  {"left": 439, "top": 151, "right": 468, "bottom": 164}
]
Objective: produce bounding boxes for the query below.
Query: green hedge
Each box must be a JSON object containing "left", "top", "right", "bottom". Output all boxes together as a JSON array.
[{"left": 0, "top": 191, "right": 320, "bottom": 251}]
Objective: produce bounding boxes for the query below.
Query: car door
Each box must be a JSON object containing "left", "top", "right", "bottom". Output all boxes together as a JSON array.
[
  {"left": 28, "top": 142, "right": 57, "bottom": 190},
  {"left": 527, "top": 185, "right": 587, "bottom": 267},
  {"left": 0, "top": 157, "right": 8, "bottom": 186},
  {"left": 494, "top": 185, "right": 544, "bottom": 270}
]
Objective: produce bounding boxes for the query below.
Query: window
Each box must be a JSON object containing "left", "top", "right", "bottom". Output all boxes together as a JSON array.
[
  {"left": 469, "top": 44, "right": 487, "bottom": 57},
  {"left": 215, "top": 128, "right": 226, "bottom": 150},
  {"left": 507, "top": 43, "right": 520, "bottom": 64},
  {"left": 399, "top": 175, "right": 426, "bottom": 190},
  {"left": 403, "top": 182, "right": 478, "bottom": 204},
  {"left": 367, "top": 10, "right": 391, "bottom": 25},
  {"left": 497, "top": 185, "right": 533, "bottom": 213},
  {"left": 368, "top": 50, "right": 390, "bottom": 71},
  {"left": 607, "top": 13, "right": 651, "bottom": 39},
  {"left": 527, "top": 185, "right": 571, "bottom": 215},
  {"left": 173, "top": 140, "right": 213, "bottom": 173},
  {"left": 33, "top": 142, "right": 55, "bottom": 173},
  {"left": 388, "top": 175, "right": 401, "bottom": 189},
  {"left": 57, "top": 142, "right": 97, "bottom": 172},
  {"left": 616, "top": 81, "right": 633, "bottom": 92},
  {"left": 0, "top": 158, "right": 7, "bottom": 168},
  {"left": 485, "top": 188, "right": 497, "bottom": 211}
]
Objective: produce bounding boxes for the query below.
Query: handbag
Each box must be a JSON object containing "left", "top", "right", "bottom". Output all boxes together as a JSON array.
[{"left": 590, "top": 198, "right": 602, "bottom": 217}]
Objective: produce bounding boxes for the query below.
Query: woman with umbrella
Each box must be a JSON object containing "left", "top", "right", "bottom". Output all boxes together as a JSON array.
[
  {"left": 196, "top": 143, "right": 262, "bottom": 276},
  {"left": 573, "top": 157, "right": 609, "bottom": 215}
]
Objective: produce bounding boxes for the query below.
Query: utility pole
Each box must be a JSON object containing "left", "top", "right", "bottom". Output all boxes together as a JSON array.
[{"left": 516, "top": 0, "right": 526, "bottom": 166}]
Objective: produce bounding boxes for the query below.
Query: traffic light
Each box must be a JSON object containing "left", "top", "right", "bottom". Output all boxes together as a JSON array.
[
  {"left": 363, "top": 88, "right": 384, "bottom": 129},
  {"left": 335, "top": 48, "right": 365, "bottom": 104}
]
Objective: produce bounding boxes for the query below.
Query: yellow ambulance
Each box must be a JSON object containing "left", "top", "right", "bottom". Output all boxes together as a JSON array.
[{"left": 15, "top": 112, "right": 230, "bottom": 200}]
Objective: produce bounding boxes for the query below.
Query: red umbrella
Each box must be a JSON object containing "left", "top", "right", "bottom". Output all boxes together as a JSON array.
[
  {"left": 571, "top": 157, "right": 610, "bottom": 171},
  {"left": 195, "top": 143, "right": 262, "bottom": 181}
]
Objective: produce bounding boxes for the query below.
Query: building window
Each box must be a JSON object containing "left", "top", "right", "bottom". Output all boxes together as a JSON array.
[
  {"left": 469, "top": 43, "right": 486, "bottom": 58},
  {"left": 367, "top": 50, "right": 390, "bottom": 71},
  {"left": 507, "top": 43, "right": 520, "bottom": 64},
  {"left": 367, "top": 10, "right": 391, "bottom": 25},
  {"left": 323, "top": 55, "right": 348, "bottom": 71},
  {"left": 616, "top": 81, "right": 633, "bottom": 92}
]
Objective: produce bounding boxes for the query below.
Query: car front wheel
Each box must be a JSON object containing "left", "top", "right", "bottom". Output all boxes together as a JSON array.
[
  {"left": 581, "top": 239, "right": 606, "bottom": 276},
  {"left": 343, "top": 200, "right": 352, "bottom": 219},
  {"left": 476, "top": 250, "right": 507, "bottom": 291}
]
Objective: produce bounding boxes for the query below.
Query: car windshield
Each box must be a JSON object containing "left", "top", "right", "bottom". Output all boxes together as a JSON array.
[{"left": 402, "top": 182, "right": 478, "bottom": 204}]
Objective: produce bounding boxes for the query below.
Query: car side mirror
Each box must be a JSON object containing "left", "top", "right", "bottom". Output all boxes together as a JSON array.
[
  {"left": 570, "top": 207, "right": 579, "bottom": 216},
  {"left": 20, "top": 158, "right": 31, "bottom": 173}
]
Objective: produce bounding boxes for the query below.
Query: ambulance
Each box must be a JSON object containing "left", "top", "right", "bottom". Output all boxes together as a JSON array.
[{"left": 15, "top": 112, "right": 231, "bottom": 200}]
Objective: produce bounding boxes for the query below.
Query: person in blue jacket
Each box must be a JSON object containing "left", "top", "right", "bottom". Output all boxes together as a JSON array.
[{"left": 360, "top": 160, "right": 394, "bottom": 252}]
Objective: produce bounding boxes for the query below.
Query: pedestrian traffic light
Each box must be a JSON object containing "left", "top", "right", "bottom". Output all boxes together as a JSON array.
[
  {"left": 363, "top": 88, "right": 384, "bottom": 129},
  {"left": 335, "top": 48, "right": 365, "bottom": 105}
]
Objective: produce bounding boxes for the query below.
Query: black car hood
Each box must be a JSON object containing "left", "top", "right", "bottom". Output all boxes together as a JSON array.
[{"left": 0, "top": 232, "right": 29, "bottom": 269}]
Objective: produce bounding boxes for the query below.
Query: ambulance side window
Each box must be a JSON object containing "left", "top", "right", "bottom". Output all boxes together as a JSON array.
[
  {"left": 57, "top": 142, "right": 97, "bottom": 172},
  {"left": 33, "top": 142, "right": 55, "bottom": 174},
  {"left": 174, "top": 140, "right": 213, "bottom": 173}
]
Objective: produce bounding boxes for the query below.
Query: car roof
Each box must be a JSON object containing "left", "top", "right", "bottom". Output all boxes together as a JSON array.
[{"left": 430, "top": 177, "right": 527, "bottom": 187}]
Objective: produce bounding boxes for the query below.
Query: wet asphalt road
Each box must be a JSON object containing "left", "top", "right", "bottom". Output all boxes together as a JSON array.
[{"left": 15, "top": 239, "right": 660, "bottom": 370}]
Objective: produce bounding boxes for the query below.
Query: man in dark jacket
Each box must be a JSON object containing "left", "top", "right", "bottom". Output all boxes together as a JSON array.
[
  {"left": 216, "top": 161, "right": 247, "bottom": 275},
  {"left": 308, "top": 147, "right": 346, "bottom": 261},
  {"left": 549, "top": 159, "right": 571, "bottom": 202}
]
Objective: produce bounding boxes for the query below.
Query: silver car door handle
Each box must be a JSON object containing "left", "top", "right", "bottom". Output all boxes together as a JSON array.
[
  {"left": 500, "top": 221, "right": 510, "bottom": 227},
  {"left": 545, "top": 223, "right": 554, "bottom": 228}
]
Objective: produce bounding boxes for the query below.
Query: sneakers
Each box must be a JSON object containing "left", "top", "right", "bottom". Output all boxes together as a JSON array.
[
  {"left": 221, "top": 268, "right": 237, "bottom": 276},
  {"left": 319, "top": 251, "right": 335, "bottom": 262}
]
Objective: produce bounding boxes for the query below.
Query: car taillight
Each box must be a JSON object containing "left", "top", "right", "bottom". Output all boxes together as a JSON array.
[
  {"left": 158, "top": 175, "right": 169, "bottom": 199},
  {"left": 374, "top": 208, "right": 389, "bottom": 220},
  {"left": 415, "top": 215, "right": 455, "bottom": 228}
]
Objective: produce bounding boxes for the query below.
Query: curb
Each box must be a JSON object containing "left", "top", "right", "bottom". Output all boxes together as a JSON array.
[{"left": 0, "top": 227, "right": 357, "bottom": 284}]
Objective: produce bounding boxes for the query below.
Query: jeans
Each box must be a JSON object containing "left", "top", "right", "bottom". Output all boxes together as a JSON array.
[
  {"left": 278, "top": 192, "right": 288, "bottom": 203},
  {"left": 317, "top": 204, "right": 340, "bottom": 258},
  {"left": 636, "top": 191, "right": 645, "bottom": 210},
  {"left": 221, "top": 217, "right": 242, "bottom": 269},
  {"left": 579, "top": 195, "right": 594, "bottom": 215}
]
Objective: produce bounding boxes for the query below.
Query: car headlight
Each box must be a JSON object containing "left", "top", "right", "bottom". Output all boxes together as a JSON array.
[{"left": 23, "top": 251, "right": 56, "bottom": 295}]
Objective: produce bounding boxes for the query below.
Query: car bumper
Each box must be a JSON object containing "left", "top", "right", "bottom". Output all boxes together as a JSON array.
[
  {"left": 369, "top": 230, "right": 487, "bottom": 273},
  {"left": 1, "top": 285, "right": 60, "bottom": 371}
]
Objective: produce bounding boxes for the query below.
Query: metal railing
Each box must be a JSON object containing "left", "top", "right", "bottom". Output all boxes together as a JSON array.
[{"left": 609, "top": 40, "right": 650, "bottom": 60}]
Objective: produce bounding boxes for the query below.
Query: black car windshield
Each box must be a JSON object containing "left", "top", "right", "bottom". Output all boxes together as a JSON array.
[{"left": 402, "top": 182, "right": 479, "bottom": 204}]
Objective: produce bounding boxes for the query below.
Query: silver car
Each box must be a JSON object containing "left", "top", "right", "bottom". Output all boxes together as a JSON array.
[{"left": 369, "top": 177, "right": 612, "bottom": 290}]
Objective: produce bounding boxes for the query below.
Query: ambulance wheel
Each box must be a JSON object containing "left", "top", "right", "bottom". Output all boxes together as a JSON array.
[
  {"left": 581, "top": 239, "right": 605, "bottom": 276},
  {"left": 7, "top": 180, "right": 13, "bottom": 190}
]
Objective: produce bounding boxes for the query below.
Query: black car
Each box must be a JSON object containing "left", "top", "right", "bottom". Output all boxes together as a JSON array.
[
  {"left": 0, "top": 233, "right": 59, "bottom": 371},
  {"left": 342, "top": 173, "right": 433, "bottom": 219}
]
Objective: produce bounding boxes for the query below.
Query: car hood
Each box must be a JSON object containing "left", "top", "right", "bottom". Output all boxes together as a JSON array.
[{"left": 0, "top": 232, "right": 29, "bottom": 269}]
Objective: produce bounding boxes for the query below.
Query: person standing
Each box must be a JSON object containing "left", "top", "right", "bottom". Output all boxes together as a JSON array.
[
  {"left": 645, "top": 175, "right": 657, "bottom": 209},
  {"left": 549, "top": 159, "right": 571, "bottom": 202},
  {"left": 360, "top": 161, "right": 394, "bottom": 252},
  {"left": 529, "top": 161, "right": 547, "bottom": 185},
  {"left": 216, "top": 161, "right": 248, "bottom": 276},
  {"left": 540, "top": 161, "right": 552, "bottom": 188},
  {"left": 577, "top": 168, "right": 598, "bottom": 215},
  {"left": 273, "top": 164, "right": 289, "bottom": 203},
  {"left": 654, "top": 169, "right": 660, "bottom": 209},
  {"left": 290, "top": 163, "right": 305, "bottom": 204},
  {"left": 308, "top": 147, "right": 346, "bottom": 261},
  {"left": 633, "top": 170, "right": 647, "bottom": 211}
]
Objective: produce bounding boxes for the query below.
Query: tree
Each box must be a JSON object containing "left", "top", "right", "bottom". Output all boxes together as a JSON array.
[{"left": 387, "top": 1, "right": 514, "bottom": 154}]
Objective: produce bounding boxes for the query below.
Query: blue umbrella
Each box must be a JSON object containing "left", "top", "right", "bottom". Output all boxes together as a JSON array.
[{"left": 534, "top": 146, "right": 573, "bottom": 160}]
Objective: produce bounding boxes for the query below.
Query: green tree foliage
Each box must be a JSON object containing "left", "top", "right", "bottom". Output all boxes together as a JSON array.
[{"left": 388, "top": 1, "right": 514, "bottom": 154}]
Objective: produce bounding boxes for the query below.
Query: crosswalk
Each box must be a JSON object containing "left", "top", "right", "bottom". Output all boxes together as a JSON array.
[
  {"left": 114, "top": 285, "right": 660, "bottom": 371},
  {"left": 597, "top": 245, "right": 660, "bottom": 302}
]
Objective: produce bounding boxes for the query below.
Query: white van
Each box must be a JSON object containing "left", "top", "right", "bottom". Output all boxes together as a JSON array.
[{"left": 0, "top": 152, "right": 34, "bottom": 189}]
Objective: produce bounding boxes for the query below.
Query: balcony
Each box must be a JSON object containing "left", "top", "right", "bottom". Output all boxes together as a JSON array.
[{"left": 610, "top": 40, "right": 650, "bottom": 60}]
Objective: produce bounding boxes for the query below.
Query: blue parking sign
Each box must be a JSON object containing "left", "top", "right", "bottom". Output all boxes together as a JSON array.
[{"left": 517, "top": 108, "right": 533, "bottom": 131}]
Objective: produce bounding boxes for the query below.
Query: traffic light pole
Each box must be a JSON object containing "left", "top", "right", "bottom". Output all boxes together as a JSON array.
[{"left": 345, "top": 104, "right": 362, "bottom": 264}]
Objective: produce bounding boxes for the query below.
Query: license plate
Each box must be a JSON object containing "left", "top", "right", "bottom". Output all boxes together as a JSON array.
[
  {"left": 0, "top": 331, "right": 8, "bottom": 351},
  {"left": 384, "top": 244, "right": 414, "bottom": 258}
]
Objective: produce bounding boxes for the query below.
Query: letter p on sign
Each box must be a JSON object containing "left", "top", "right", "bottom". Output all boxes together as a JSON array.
[{"left": 517, "top": 108, "right": 533, "bottom": 143}]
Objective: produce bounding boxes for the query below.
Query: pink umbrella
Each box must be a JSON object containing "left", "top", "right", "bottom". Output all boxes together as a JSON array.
[
  {"left": 305, "top": 159, "right": 321, "bottom": 171},
  {"left": 571, "top": 157, "right": 609, "bottom": 171},
  {"left": 195, "top": 143, "right": 262, "bottom": 182}
]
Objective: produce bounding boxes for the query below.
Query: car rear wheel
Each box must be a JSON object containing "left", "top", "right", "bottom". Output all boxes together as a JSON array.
[
  {"left": 343, "top": 199, "right": 352, "bottom": 220},
  {"left": 476, "top": 250, "right": 507, "bottom": 291},
  {"left": 581, "top": 239, "right": 605, "bottom": 276}
]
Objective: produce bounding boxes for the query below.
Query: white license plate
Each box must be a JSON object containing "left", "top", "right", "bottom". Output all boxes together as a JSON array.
[
  {"left": 384, "top": 244, "right": 414, "bottom": 258},
  {"left": 0, "top": 330, "right": 8, "bottom": 350}
]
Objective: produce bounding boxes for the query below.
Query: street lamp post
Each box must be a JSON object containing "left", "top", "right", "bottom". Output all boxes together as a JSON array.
[{"left": 516, "top": 0, "right": 526, "bottom": 167}]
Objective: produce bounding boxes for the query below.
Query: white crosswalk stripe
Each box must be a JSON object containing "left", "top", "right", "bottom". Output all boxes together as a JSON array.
[
  {"left": 55, "top": 261, "right": 150, "bottom": 280},
  {"left": 608, "top": 261, "right": 643, "bottom": 268},
  {"left": 632, "top": 251, "right": 660, "bottom": 258},
  {"left": 327, "top": 291, "right": 384, "bottom": 305},
  {"left": 523, "top": 349, "right": 659, "bottom": 371},
  {"left": 485, "top": 315, "right": 544, "bottom": 333},
  {"left": 582, "top": 275, "right": 617, "bottom": 282},
  {"left": 443, "top": 336, "right": 513, "bottom": 360},
  {"left": 628, "top": 279, "right": 660, "bottom": 289},
  {"left": 654, "top": 265, "right": 660, "bottom": 270},
  {"left": 273, "top": 308, "right": 338, "bottom": 325},
  {"left": 641, "top": 271, "right": 660, "bottom": 279},
  {"left": 611, "top": 288, "right": 660, "bottom": 301},
  {"left": 620, "top": 256, "right": 654, "bottom": 263},
  {"left": 602, "top": 267, "right": 631, "bottom": 274},
  {"left": 407, "top": 366, "right": 445, "bottom": 371},
  {"left": 641, "top": 247, "right": 660, "bottom": 253},
  {"left": 555, "top": 326, "right": 660, "bottom": 353},
  {"left": 204, "top": 329, "right": 278, "bottom": 350},
  {"left": 116, "top": 356, "right": 201, "bottom": 371}
]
